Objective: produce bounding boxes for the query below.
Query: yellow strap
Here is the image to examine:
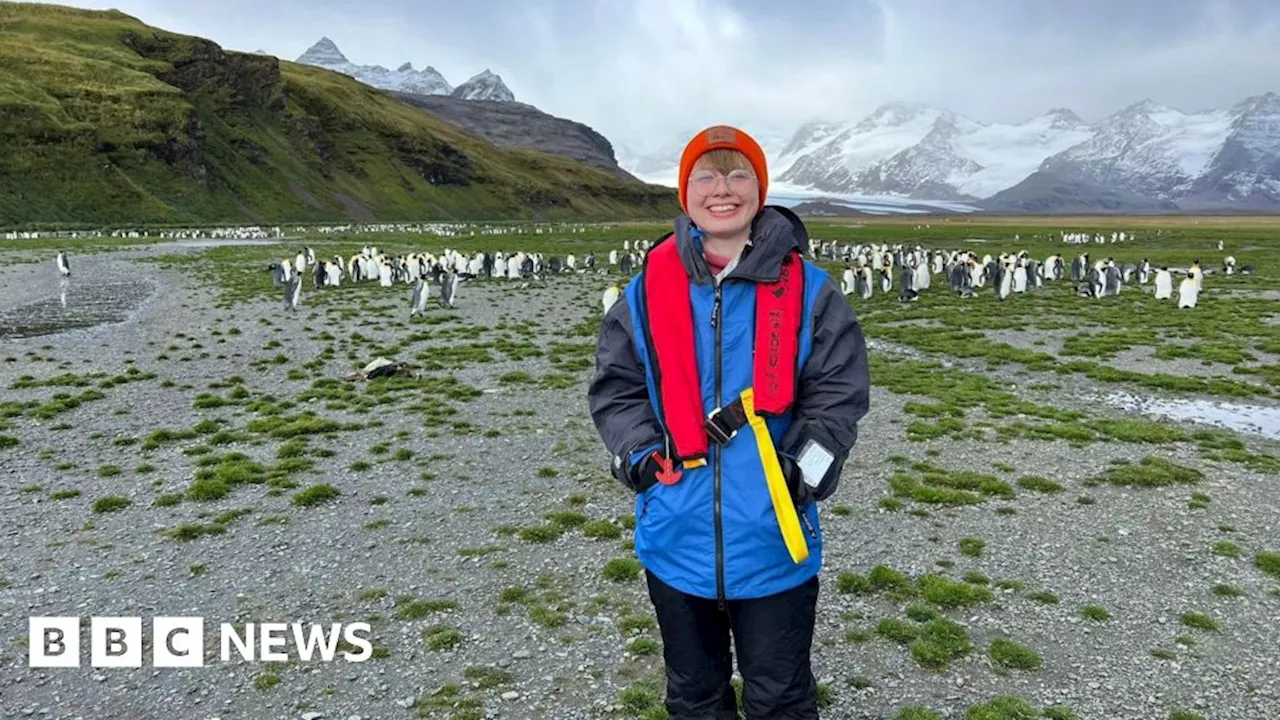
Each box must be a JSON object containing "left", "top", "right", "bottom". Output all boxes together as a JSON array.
[{"left": 740, "top": 388, "right": 810, "bottom": 564}]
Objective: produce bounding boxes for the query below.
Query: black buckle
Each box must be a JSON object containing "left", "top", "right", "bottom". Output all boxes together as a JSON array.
[
  {"left": 704, "top": 398, "right": 748, "bottom": 446},
  {"left": 704, "top": 410, "right": 734, "bottom": 445}
]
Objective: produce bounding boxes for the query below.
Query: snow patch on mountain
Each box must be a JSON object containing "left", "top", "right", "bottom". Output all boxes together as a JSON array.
[
  {"left": 1039, "top": 99, "right": 1235, "bottom": 198},
  {"left": 952, "top": 111, "right": 1095, "bottom": 197},
  {"left": 450, "top": 70, "right": 515, "bottom": 102},
  {"left": 295, "top": 37, "right": 515, "bottom": 102},
  {"left": 1182, "top": 92, "right": 1280, "bottom": 207},
  {"left": 297, "top": 36, "right": 348, "bottom": 66}
]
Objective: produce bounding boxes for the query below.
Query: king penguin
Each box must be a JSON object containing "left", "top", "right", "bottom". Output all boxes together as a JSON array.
[
  {"left": 854, "top": 266, "right": 870, "bottom": 300},
  {"left": 1012, "top": 259, "right": 1027, "bottom": 293},
  {"left": 1178, "top": 270, "right": 1199, "bottom": 309},
  {"left": 914, "top": 258, "right": 930, "bottom": 290},
  {"left": 284, "top": 273, "right": 301, "bottom": 311},
  {"left": 1103, "top": 262, "right": 1122, "bottom": 296},
  {"left": 410, "top": 275, "right": 430, "bottom": 317},
  {"left": 602, "top": 285, "right": 621, "bottom": 315},
  {"left": 898, "top": 264, "right": 918, "bottom": 303},
  {"left": 1086, "top": 266, "right": 1104, "bottom": 298},
  {"left": 56, "top": 251, "right": 71, "bottom": 277},
  {"left": 439, "top": 271, "right": 459, "bottom": 308},
  {"left": 996, "top": 262, "right": 1012, "bottom": 301},
  {"left": 1154, "top": 268, "right": 1173, "bottom": 300}
]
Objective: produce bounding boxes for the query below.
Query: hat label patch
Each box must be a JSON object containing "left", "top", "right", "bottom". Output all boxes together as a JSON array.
[{"left": 706, "top": 126, "right": 737, "bottom": 144}]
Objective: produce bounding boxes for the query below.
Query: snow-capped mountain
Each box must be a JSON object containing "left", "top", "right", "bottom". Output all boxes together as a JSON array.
[
  {"left": 775, "top": 102, "right": 1097, "bottom": 201},
  {"left": 616, "top": 127, "right": 791, "bottom": 186},
  {"left": 1038, "top": 99, "right": 1234, "bottom": 199},
  {"left": 623, "top": 94, "right": 1280, "bottom": 211},
  {"left": 449, "top": 70, "right": 514, "bottom": 102},
  {"left": 1182, "top": 93, "right": 1280, "bottom": 209},
  {"left": 295, "top": 37, "right": 515, "bottom": 101}
]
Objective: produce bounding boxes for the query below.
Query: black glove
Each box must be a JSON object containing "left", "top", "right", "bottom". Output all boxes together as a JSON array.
[
  {"left": 629, "top": 453, "right": 662, "bottom": 494},
  {"left": 779, "top": 455, "right": 813, "bottom": 508}
]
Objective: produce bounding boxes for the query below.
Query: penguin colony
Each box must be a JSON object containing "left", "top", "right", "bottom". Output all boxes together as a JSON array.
[
  {"left": 11, "top": 219, "right": 612, "bottom": 242},
  {"left": 821, "top": 240, "right": 1252, "bottom": 311},
  {"left": 49, "top": 223, "right": 1250, "bottom": 316},
  {"left": 261, "top": 239, "right": 655, "bottom": 315}
]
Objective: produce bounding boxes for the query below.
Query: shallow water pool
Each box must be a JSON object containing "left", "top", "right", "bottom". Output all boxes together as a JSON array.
[
  {"left": 0, "top": 278, "right": 154, "bottom": 340},
  {"left": 1103, "top": 391, "right": 1280, "bottom": 441}
]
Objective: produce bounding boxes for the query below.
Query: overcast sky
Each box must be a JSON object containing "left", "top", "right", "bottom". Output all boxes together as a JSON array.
[{"left": 20, "top": 0, "right": 1280, "bottom": 154}]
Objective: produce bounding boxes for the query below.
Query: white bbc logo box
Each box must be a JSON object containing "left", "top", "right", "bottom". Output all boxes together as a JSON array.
[
  {"left": 29, "top": 616, "right": 371, "bottom": 667},
  {"left": 29, "top": 617, "right": 205, "bottom": 668}
]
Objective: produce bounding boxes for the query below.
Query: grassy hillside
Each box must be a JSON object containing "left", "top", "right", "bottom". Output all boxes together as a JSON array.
[{"left": 0, "top": 3, "right": 679, "bottom": 226}]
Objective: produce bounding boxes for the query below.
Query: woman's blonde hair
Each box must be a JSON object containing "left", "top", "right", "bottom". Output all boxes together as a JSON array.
[{"left": 692, "top": 149, "right": 756, "bottom": 176}]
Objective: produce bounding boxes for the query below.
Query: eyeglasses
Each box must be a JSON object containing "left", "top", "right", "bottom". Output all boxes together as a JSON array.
[{"left": 690, "top": 169, "right": 757, "bottom": 193}]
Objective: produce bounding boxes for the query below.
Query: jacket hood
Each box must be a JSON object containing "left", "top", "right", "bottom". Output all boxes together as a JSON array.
[{"left": 671, "top": 205, "right": 810, "bottom": 284}]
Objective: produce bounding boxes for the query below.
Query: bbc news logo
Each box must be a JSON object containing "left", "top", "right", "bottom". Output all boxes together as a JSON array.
[{"left": 29, "top": 617, "right": 373, "bottom": 668}]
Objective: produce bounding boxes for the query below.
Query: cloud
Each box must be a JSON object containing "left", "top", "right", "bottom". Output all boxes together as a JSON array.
[
  {"left": 864, "top": 0, "right": 1280, "bottom": 123},
  {"left": 15, "top": 0, "right": 1280, "bottom": 153}
]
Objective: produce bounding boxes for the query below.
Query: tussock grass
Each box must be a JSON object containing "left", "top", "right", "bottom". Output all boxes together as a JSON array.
[
  {"left": 582, "top": 520, "right": 623, "bottom": 540},
  {"left": 958, "top": 537, "right": 986, "bottom": 557},
  {"left": 963, "top": 695, "right": 1041, "bottom": 719},
  {"left": 421, "top": 626, "right": 463, "bottom": 650},
  {"left": 519, "top": 524, "right": 562, "bottom": 543},
  {"left": 1080, "top": 604, "right": 1111, "bottom": 621},
  {"left": 1089, "top": 456, "right": 1203, "bottom": 487},
  {"left": 395, "top": 595, "right": 458, "bottom": 619},
  {"left": 1027, "top": 590, "right": 1060, "bottom": 605},
  {"left": 909, "top": 618, "right": 972, "bottom": 670},
  {"left": 1212, "top": 584, "right": 1246, "bottom": 598},
  {"left": 292, "top": 483, "right": 340, "bottom": 507},
  {"left": 603, "top": 558, "right": 642, "bottom": 582},
  {"left": 91, "top": 495, "right": 130, "bottom": 512},
  {"left": 888, "top": 462, "right": 1014, "bottom": 507},
  {"left": 463, "top": 665, "right": 512, "bottom": 689},
  {"left": 1179, "top": 612, "right": 1220, "bottom": 632},
  {"left": 616, "top": 680, "right": 662, "bottom": 714},
  {"left": 988, "top": 638, "right": 1042, "bottom": 671},
  {"left": 1212, "top": 541, "right": 1243, "bottom": 558},
  {"left": 1015, "top": 475, "right": 1063, "bottom": 493},
  {"left": 1255, "top": 551, "right": 1280, "bottom": 579}
]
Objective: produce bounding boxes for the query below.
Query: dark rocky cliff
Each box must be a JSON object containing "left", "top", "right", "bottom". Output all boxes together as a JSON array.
[{"left": 391, "top": 92, "right": 634, "bottom": 180}]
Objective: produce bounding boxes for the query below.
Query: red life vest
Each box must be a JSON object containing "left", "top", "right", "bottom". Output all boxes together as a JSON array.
[{"left": 641, "top": 233, "right": 804, "bottom": 465}]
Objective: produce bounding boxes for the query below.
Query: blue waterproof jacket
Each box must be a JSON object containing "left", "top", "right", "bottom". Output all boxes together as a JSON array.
[{"left": 588, "top": 206, "right": 870, "bottom": 601}]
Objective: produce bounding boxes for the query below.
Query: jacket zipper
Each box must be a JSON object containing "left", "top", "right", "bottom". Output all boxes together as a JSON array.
[{"left": 712, "top": 281, "right": 726, "bottom": 610}]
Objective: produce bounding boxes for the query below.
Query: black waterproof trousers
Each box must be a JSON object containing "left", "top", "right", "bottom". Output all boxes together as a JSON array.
[{"left": 645, "top": 569, "right": 820, "bottom": 720}]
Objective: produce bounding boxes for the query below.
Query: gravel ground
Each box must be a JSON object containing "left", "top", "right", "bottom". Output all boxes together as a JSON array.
[{"left": 1, "top": 247, "right": 1278, "bottom": 720}]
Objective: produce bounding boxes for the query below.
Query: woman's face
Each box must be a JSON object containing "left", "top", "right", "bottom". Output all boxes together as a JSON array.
[{"left": 685, "top": 153, "right": 759, "bottom": 238}]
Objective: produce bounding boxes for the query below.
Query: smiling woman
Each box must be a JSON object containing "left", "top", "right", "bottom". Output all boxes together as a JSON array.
[{"left": 588, "top": 124, "right": 872, "bottom": 719}]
